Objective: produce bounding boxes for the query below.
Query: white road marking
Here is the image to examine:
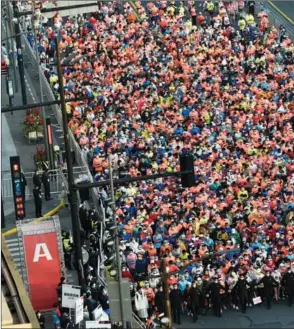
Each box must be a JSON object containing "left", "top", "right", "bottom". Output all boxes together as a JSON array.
[{"left": 24, "top": 76, "right": 36, "bottom": 102}]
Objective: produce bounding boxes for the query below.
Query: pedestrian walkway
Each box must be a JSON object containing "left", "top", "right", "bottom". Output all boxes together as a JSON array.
[{"left": 4, "top": 236, "right": 75, "bottom": 284}]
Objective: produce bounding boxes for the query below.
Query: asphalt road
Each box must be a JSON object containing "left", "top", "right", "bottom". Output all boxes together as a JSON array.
[
  {"left": 174, "top": 301, "right": 294, "bottom": 328},
  {"left": 272, "top": 1, "right": 294, "bottom": 22}
]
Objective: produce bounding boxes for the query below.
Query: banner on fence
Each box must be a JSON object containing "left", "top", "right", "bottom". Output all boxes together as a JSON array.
[{"left": 18, "top": 217, "right": 64, "bottom": 310}]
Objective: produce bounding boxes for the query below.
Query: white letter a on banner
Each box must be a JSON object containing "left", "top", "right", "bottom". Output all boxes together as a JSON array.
[{"left": 33, "top": 243, "right": 53, "bottom": 262}]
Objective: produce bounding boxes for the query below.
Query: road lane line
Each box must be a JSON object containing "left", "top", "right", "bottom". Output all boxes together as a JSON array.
[{"left": 268, "top": 1, "right": 294, "bottom": 25}]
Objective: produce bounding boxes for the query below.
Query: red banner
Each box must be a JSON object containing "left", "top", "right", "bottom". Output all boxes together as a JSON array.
[{"left": 23, "top": 232, "right": 61, "bottom": 310}]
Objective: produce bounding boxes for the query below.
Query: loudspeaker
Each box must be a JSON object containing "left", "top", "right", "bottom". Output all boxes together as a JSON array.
[{"left": 179, "top": 154, "right": 195, "bottom": 187}]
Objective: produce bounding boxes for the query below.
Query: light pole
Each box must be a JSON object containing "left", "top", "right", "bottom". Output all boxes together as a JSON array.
[
  {"left": 108, "top": 155, "right": 127, "bottom": 328},
  {"left": 56, "top": 36, "right": 85, "bottom": 285}
]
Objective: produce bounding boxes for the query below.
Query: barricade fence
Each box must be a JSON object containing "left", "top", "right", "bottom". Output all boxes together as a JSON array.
[
  {"left": 2, "top": 169, "right": 62, "bottom": 201},
  {"left": 1, "top": 166, "right": 88, "bottom": 201}
]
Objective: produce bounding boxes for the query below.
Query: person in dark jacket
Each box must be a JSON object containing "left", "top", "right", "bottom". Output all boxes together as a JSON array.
[
  {"left": 188, "top": 281, "right": 201, "bottom": 322},
  {"left": 234, "top": 274, "right": 251, "bottom": 313},
  {"left": 56, "top": 277, "right": 67, "bottom": 301},
  {"left": 135, "top": 254, "right": 147, "bottom": 281},
  {"left": 21, "top": 172, "right": 27, "bottom": 203},
  {"left": 154, "top": 285, "right": 165, "bottom": 314},
  {"left": 33, "top": 170, "right": 42, "bottom": 188},
  {"left": 42, "top": 168, "right": 51, "bottom": 200},
  {"left": 257, "top": 271, "right": 278, "bottom": 309},
  {"left": 247, "top": 1, "right": 255, "bottom": 15},
  {"left": 209, "top": 277, "right": 225, "bottom": 317},
  {"left": 281, "top": 267, "right": 294, "bottom": 306},
  {"left": 170, "top": 284, "right": 182, "bottom": 325},
  {"left": 33, "top": 185, "right": 42, "bottom": 218},
  {"left": 85, "top": 293, "right": 98, "bottom": 320},
  {"left": 36, "top": 311, "right": 45, "bottom": 329},
  {"left": 60, "top": 312, "right": 74, "bottom": 329},
  {"left": 99, "top": 288, "right": 110, "bottom": 315}
]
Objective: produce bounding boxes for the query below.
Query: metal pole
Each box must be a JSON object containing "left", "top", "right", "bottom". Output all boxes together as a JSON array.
[
  {"left": 32, "top": 1, "right": 50, "bottom": 168},
  {"left": 56, "top": 36, "right": 84, "bottom": 286},
  {"left": 162, "top": 261, "right": 173, "bottom": 328},
  {"left": 4, "top": 15, "right": 13, "bottom": 108},
  {"left": 1, "top": 96, "right": 90, "bottom": 113},
  {"left": 6, "top": 0, "right": 18, "bottom": 93},
  {"left": 12, "top": 1, "right": 27, "bottom": 105},
  {"left": 108, "top": 154, "right": 127, "bottom": 328}
]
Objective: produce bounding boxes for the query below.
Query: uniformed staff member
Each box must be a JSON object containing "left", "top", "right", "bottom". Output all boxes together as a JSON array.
[
  {"left": 42, "top": 168, "right": 51, "bottom": 200},
  {"left": 257, "top": 271, "right": 278, "bottom": 309},
  {"left": 282, "top": 266, "right": 294, "bottom": 307},
  {"left": 62, "top": 232, "right": 73, "bottom": 270},
  {"left": 33, "top": 185, "right": 42, "bottom": 218},
  {"left": 33, "top": 170, "right": 42, "bottom": 189}
]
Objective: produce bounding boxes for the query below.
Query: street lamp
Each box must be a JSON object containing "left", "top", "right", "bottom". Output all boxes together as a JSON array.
[{"left": 56, "top": 36, "right": 85, "bottom": 286}]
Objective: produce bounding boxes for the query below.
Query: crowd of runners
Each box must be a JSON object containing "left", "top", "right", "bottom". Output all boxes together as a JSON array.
[{"left": 21, "top": 0, "right": 294, "bottom": 326}]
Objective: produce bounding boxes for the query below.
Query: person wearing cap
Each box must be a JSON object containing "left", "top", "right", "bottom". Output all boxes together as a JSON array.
[
  {"left": 281, "top": 266, "right": 294, "bottom": 307},
  {"left": 234, "top": 273, "right": 251, "bottom": 313},
  {"left": 188, "top": 281, "right": 201, "bottom": 322},
  {"left": 208, "top": 276, "right": 225, "bottom": 317},
  {"left": 257, "top": 271, "right": 278, "bottom": 309},
  {"left": 85, "top": 292, "right": 98, "bottom": 321},
  {"left": 154, "top": 285, "right": 165, "bottom": 315},
  {"left": 170, "top": 283, "right": 182, "bottom": 325},
  {"left": 143, "top": 281, "right": 155, "bottom": 306},
  {"left": 135, "top": 253, "right": 148, "bottom": 281},
  {"left": 122, "top": 265, "right": 134, "bottom": 282},
  {"left": 153, "top": 230, "right": 163, "bottom": 253}
]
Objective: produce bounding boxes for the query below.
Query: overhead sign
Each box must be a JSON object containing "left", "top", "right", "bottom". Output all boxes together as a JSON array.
[
  {"left": 23, "top": 231, "right": 61, "bottom": 310},
  {"left": 86, "top": 322, "right": 111, "bottom": 329},
  {"left": 75, "top": 296, "right": 84, "bottom": 324},
  {"left": 10, "top": 156, "right": 25, "bottom": 220},
  {"left": 62, "top": 284, "right": 81, "bottom": 308}
]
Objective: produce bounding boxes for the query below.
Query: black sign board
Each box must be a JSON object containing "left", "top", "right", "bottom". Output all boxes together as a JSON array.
[{"left": 10, "top": 156, "right": 25, "bottom": 220}]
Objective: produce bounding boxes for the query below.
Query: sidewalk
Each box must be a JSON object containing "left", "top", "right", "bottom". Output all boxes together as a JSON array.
[{"left": 2, "top": 195, "right": 73, "bottom": 234}]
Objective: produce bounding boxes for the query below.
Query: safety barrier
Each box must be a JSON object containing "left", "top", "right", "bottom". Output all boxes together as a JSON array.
[
  {"left": 1, "top": 166, "right": 88, "bottom": 201},
  {"left": 2, "top": 169, "right": 62, "bottom": 201}
]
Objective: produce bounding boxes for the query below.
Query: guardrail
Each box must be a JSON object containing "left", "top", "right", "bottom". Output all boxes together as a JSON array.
[
  {"left": 2, "top": 169, "right": 62, "bottom": 201},
  {"left": 1, "top": 166, "right": 88, "bottom": 201}
]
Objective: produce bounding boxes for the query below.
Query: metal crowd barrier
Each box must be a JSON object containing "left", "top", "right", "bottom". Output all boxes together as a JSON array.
[
  {"left": 2, "top": 169, "right": 62, "bottom": 200},
  {"left": 1, "top": 166, "right": 89, "bottom": 201}
]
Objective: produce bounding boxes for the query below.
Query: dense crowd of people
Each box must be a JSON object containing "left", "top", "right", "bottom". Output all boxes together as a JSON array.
[{"left": 20, "top": 0, "right": 294, "bottom": 327}]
